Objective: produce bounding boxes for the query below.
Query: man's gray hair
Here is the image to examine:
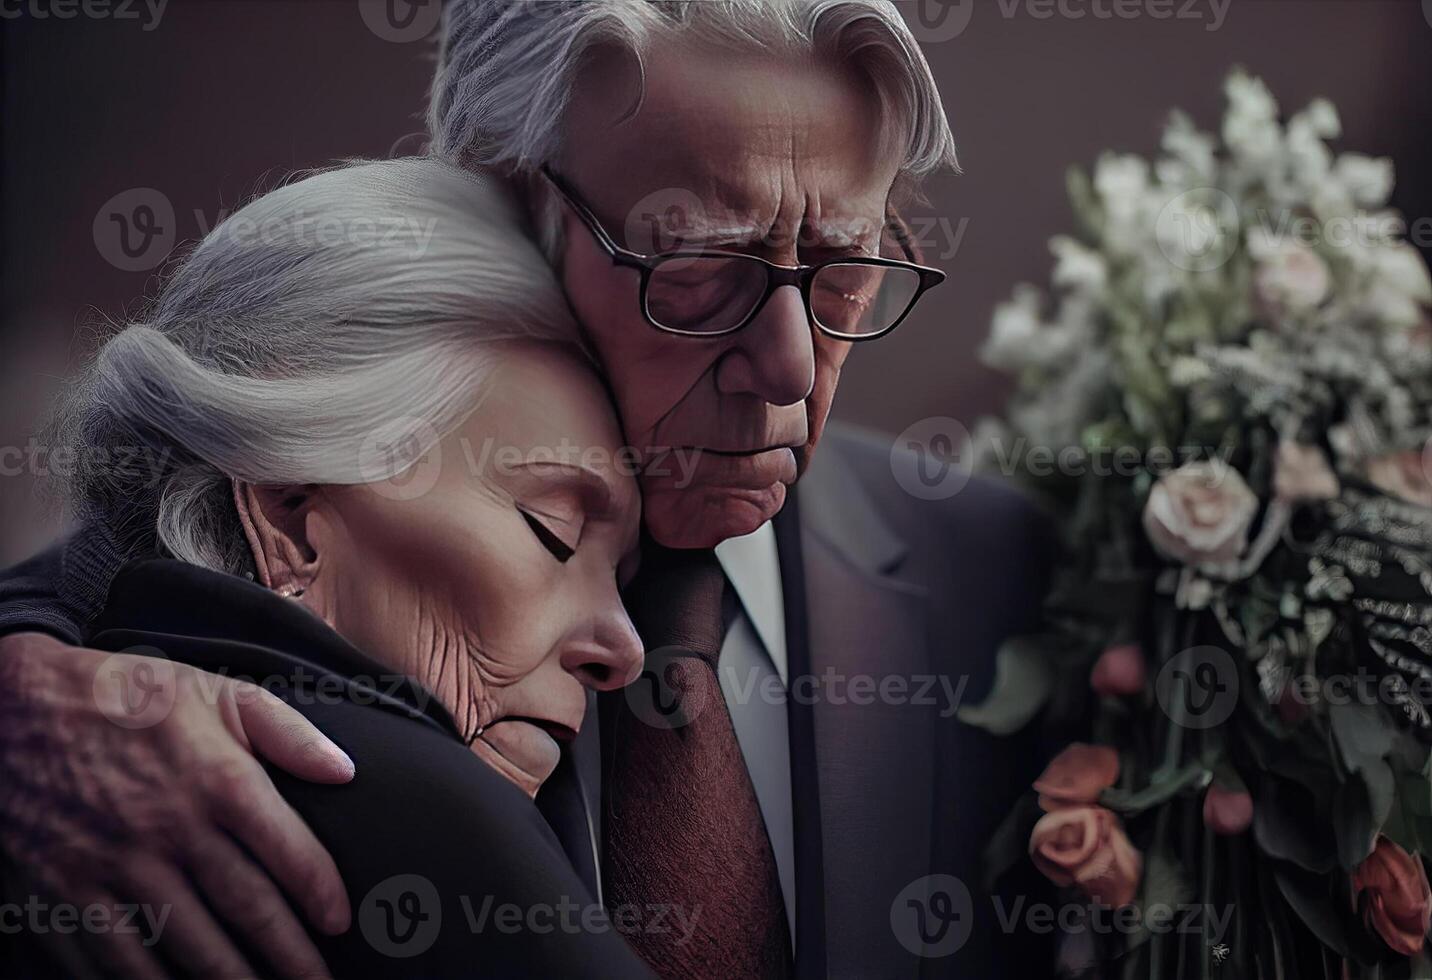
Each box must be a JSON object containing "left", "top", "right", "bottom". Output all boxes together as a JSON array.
[
  {"left": 56, "top": 157, "right": 579, "bottom": 574},
  {"left": 428, "top": 0, "right": 958, "bottom": 179}
]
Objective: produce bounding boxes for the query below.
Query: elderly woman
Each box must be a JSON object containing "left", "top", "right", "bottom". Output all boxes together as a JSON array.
[{"left": 20, "top": 157, "right": 654, "bottom": 978}]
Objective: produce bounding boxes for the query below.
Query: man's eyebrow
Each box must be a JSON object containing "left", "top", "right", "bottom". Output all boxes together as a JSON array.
[{"left": 801, "top": 215, "right": 885, "bottom": 249}]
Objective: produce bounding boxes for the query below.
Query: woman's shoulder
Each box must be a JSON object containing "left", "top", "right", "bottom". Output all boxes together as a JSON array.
[{"left": 86, "top": 559, "right": 651, "bottom": 977}]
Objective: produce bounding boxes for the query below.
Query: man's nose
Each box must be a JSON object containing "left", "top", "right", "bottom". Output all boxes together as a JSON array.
[
  {"left": 714, "top": 285, "right": 815, "bottom": 407},
  {"left": 561, "top": 605, "right": 645, "bottom": 692}
]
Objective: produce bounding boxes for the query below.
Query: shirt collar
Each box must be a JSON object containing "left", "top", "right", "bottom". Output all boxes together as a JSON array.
[{"left": 715, "top": 521, "right": 788, "bottom": 684}]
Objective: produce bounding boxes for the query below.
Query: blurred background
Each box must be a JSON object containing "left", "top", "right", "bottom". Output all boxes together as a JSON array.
[{"left": 2, "top": 0, "right": 1431, "bottom": 564}]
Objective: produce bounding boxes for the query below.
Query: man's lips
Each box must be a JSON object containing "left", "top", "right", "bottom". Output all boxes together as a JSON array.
[
  {"left": 643, "top": 444, "right": 798, "bottom": 490},
  {"left": 668, "top": 444, "right": 798, "bottom": 457}
]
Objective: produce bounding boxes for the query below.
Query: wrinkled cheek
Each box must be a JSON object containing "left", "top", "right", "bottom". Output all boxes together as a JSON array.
[{"left": 802, "top": 337, "right": 852, "bottom": 471}]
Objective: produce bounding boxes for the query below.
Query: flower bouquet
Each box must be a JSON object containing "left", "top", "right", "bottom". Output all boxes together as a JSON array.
[{"left": 964, "top": 70, "right": 1432, "bottom": 979}]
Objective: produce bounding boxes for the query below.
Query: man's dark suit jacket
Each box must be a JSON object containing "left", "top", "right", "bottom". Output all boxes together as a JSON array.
[
  {"left": 551, "top": 421, "right": 1060, "bottom": 979},
  {"left": 0, "top": 421, "right": 1058, "bottom": 979}
]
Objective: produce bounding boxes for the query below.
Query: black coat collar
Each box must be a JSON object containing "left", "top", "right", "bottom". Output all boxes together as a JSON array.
[{"left": 90, "top": 559, "right": 462, "bottom": 741}]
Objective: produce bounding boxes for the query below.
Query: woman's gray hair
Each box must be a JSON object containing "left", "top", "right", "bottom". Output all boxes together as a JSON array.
[
  {"left": 55, "top": 156, "right": 580, "bottom": 575},
  {"left": 428, "top": 0, "right": 959, "bottom": 179}
]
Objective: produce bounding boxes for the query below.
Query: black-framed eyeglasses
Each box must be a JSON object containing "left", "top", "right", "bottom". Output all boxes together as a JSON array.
[{"left": 541, "top": 166, "right": 945, "bottom": 341}]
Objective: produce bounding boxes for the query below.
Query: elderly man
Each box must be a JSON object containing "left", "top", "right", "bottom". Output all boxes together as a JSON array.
[{"left": 0, "top": 2, "right": 1054, "bottom": 977}]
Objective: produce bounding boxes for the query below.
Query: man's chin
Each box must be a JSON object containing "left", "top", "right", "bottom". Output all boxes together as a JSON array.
[{"left": 642, "top": 481, "right": 789, "bottom": 549}]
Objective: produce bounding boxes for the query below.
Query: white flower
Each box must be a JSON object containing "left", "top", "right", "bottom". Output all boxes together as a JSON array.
[
  {"left": 1161, "top": 111, "right": 1217, "bottom": 183},
  {"left": 1328, "top": 407, "right": 1383, "bottom": 468},
  {"left": 1374, "top": 242, "right": 1432, "bottom": 304},
  {"left": 1169, "top": 356, "right": 1213, "bottom": 387},
  {"left": 1143, "top": 462, "right": 1260, "bottom": 566},
  {"left": 982, "top": 285, "right": 1045, "bottom": 372},
  {"left": 1155, "top": 190, "right": 1233, "bottom": 272},
  {"left": 1332, "top": 154, "right": 1394, "bottom": 208},
  {"left": 1295, "top": 98, "right": 1341, "bottom": 140},
  {"left": 1222, "top": 72, "right": 1281, "bottom": 167},
  {"left": 1273, "top": 442, "right": 1340, "bottom": 502},
  {"left": 1094, "top": 154, "right": 1153, "bottom": 255},
  {"left": 1050, "top": 236, "right": 1107, "bottom": 294},
  {"left": 1253, "top": 240, "right": 1331, "bottom": 315},
  {"left": 1010, "top": 349, "right": 1111, "bottom": 450},
  {"left": 1094, "top": 153, "right": 1150, "bottom": 204},
  {"left": 1284, "top": 116, "right": 1333, "bottom": 190},
  {"left": 1225, "top": 70, "right": 1278, "bottom": 123}
]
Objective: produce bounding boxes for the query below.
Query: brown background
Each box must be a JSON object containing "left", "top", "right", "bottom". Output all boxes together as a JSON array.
[{"left": 3, "top": 0, "right": 1431, "bottom": 563}]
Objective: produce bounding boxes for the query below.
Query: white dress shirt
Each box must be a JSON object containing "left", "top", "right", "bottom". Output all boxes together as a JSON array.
[{"left": 714, "top": 522, "right": 796, "bottom": 941}]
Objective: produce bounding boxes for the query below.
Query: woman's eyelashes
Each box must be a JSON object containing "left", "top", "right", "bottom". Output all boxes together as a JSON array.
[{"left": 518, "top": 508, "right": 576, "bottom": 563}]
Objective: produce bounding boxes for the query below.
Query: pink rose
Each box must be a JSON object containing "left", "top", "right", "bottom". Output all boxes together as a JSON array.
[
  {"left": 1029, "top": 806, "right": 1143, "bottom": 908},
  {"left": 1353, "top": 837, "right": 1432, "bottom": 957},
  {"left": 1143, "top": 462, "right": 1259, "bottom": 566},
  {"left": 1253, "top": 240, "right": 1331, "bottom": 315},
  {"left": 1411, "top": 316, "right": 1432, "bottom": 349},
  {"left": 1202, "top": 784, "right": 1254, "bottom": 836},
  {"left": 1273, "top": 441, "right": 1340, "bottom": 502},
  {"left": 1366, "top": 446, "right": 1432, "bottom": 509},
  {"left": 1091, "top": 644, "right": 1146, "bottom": 698},
  {"left": 1034, "top": 743, "right": 1120, "bottom": 812}
]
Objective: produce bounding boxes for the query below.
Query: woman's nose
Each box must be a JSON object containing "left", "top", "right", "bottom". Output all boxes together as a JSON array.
[{"left": 560, "top": 608, "right": 644, "bottom": 692}]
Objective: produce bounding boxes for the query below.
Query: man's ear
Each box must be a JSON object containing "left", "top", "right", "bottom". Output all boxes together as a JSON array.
[{"left": 233, "top": 480, "right": 321, "bottom": 595}]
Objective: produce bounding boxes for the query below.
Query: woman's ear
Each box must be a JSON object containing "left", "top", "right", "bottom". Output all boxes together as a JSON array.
[{"left": 233, "top": 480, "right": 321, "bottom": 595}]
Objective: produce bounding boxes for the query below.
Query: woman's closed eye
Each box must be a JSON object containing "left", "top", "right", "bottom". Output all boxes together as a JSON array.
[{"left": 519, "top": 508, "right": 576, "bottom": 563}]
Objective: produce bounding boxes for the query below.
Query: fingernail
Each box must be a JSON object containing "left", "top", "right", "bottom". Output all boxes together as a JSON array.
[
  {"left": 317, "top": 740, "right": 355, "bottom": 780},
  {"left": 324, "top": 902, "right": 352, "bottom": 935},
  {"left": 332, "top": 746, "right": 355, "bottom": 779}
]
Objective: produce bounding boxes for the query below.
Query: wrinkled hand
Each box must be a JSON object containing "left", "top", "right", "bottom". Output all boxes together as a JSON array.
[{"left": 0, "top": 632, "right": 356, "bottom": 979}]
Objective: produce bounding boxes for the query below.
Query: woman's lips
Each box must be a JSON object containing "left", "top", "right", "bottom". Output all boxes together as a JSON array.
[
  {"left": 481, "top": 718, "right": 565, "bottom": 784},
  {"left": 500, "top": 715, "right": 578, "bottom": 743}
]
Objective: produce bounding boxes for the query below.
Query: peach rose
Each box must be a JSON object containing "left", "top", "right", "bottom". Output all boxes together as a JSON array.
[
  {"left": 1142, "top": 462, "right": 1259, "bottom": 566},
  {"left": 1273, "top": 441, "right": 1340, "bottom": 503},
  {"left": 1366, "top": 448, "right": 1432, "bottom": 509},
  {"left": 1412, "top": 316, "right": 1432, "bottom": 349},
  {"left": 1029, "top": 806, "right": 1143, "bottom": 908},
  {"left": 1091, "top": 644, "right": 1146, "bottom": 698},
  {"left": 1253, "top": 240, "right": 1331, "bottom": 314},
  {"left": 1202, "top": 784, "right": 1254, "bottom": 836},
  {"left": 1352, "top": 837, "right": 1432, "bottom": 957},
  {"left": 1034, "top": 743, "right": 1120, "bottom": 812}
]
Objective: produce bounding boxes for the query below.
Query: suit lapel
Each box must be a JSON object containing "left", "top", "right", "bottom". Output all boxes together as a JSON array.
[
  {"left": 790, "top": 443, "right": 936, "bottom": 979},
  {"left": 773, "top": 493, "right": 825, "bottom": 980}
]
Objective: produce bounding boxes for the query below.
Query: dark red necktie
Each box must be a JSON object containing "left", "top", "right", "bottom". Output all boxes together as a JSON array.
[{"left": 603, "top": 545, "right": 792, "bottom": 979}]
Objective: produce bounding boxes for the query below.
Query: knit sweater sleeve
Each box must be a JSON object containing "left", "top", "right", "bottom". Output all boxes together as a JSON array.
[{"left": 0, "top": 524, "right": 128, "bottom": 644}]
